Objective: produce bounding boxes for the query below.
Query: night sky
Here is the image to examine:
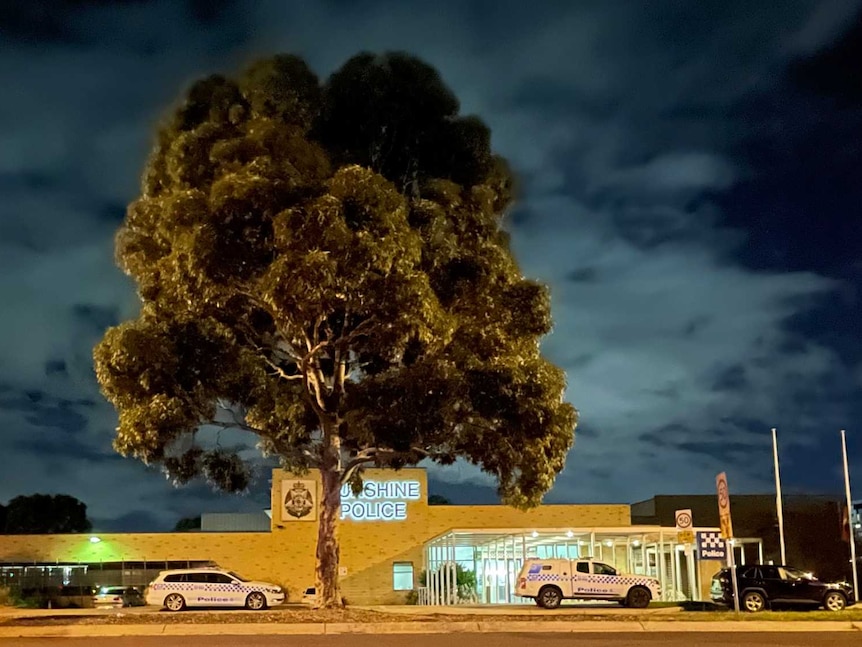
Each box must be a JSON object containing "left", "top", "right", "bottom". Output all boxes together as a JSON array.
[{"left": 2, "top": 0, "right": 862, "bottom": 531}]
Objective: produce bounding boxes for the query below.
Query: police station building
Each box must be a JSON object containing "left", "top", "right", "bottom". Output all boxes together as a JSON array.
[{"left": 0, "top": 468, "right": 762, "bottom": 605}]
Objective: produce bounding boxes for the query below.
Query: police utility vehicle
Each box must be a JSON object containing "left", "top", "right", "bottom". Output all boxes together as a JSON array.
[{"left": 515, "top": 558, "right": 661, "bottom": 609}]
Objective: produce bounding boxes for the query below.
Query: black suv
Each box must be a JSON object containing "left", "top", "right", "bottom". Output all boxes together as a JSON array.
[{"left": 711, "top": 565, "right": 855, "bottom": 612}]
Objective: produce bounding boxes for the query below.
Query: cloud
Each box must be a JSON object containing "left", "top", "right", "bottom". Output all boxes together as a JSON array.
[{"left": 0, "top": 0, "right": 860, "bottom": 527}]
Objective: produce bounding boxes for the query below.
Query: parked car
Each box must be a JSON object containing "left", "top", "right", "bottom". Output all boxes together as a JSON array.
[
  {"left": 300, "top": 586, "right": 348, "bottom": 607},
  {"left": 93, "top": 586, "right": 146, "bottom": 608},
  {"left": 711, "top": 565, "right": 855, "bottom": 612},
  {"left": 515, "top": 558, "right": 661, "bottom": 609},
  {"left": 145, "top": 567, "right": 285, "bottom": 611},
  {"left": 301, "top": 586, "right": 317, "bottom": 605},
  {"left": 20, "top": 585, "right": 96, "bottom": 608}
]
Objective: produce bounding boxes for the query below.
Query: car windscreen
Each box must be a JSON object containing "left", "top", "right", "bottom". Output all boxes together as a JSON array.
[
  {"left": 228, "top": 571, "right": 250, "bottom": 582},
  {"left": 781, "top": 567, "right": 816, "bottom": 581}
]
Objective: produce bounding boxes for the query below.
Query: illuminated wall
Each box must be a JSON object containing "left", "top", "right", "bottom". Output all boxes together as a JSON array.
[{"left": 0, "top": 468, "right": 631, "bottom": 605}]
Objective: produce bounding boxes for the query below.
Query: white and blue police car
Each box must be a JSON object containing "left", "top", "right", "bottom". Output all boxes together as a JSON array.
[
  {"left": 515, "top": 558, "right": 661, "bottom": 609},
  {"left": 145, "top": 567, "right": 285, "bottom": 611}
]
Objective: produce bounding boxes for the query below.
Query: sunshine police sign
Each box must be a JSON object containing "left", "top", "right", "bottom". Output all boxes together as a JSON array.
[{"left": 340, "top": 480, "right": 421, "bottom": 522}]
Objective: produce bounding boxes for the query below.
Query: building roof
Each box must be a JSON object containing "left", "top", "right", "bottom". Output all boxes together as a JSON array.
[{"left": 200, "top": 512, "right": 271, "bottom": 532}]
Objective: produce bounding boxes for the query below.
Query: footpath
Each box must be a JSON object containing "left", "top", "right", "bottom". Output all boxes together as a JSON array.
[{"left": 0, "top": 605, "right": 860, "bottom": 638}]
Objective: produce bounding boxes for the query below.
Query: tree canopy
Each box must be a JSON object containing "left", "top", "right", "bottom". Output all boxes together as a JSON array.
[
  {"left": 93, "top": 51, "right": 577, "bottom": 606},
  {"left": 3, "top": 494, "right": 92, "bottom": 534},
  {"left": 174, "top": 515, "right": 202, "bottom": 532}
]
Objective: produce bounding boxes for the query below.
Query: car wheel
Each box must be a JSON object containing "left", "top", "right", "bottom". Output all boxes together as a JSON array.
[
  {"left": 164, "top": 593, "right": 186, "bottom": 612},
  {"left": 625, "top": 586, "right": 651, "bottom": 609},
  {"left": 245, "top": 592, "right": 267, "bottom": 611},
  {"left": 537, "top": 586, "right": 563, "bottom": 609},
  {"left": 742, "top": 590, "right": 766, "bottom": 613},
  {"left": 824, "top": 592, "right": 846, "bottom": 612}
]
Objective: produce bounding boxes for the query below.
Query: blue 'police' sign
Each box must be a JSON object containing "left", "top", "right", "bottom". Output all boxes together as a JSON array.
[{"left": 697, "top": 531, "right": 727, "bottom": 560}]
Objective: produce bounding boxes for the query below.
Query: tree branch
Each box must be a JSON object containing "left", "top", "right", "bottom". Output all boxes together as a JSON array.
[
  {"left": 342, "top": 315, "right": 378, "bottom": 347},
  {"left": 302, "top": 340, "right": 332, "bottom": 404},
  {"left": 205, "top": 419, "right": 267, "bottom": 436},
  {"left": 261, "top": 354, "right": 304, "bottom": 381},
  {"left": 274, "top": 337, "right": 304, "bottom": 362},
  {"left": 340, "top": 446, "right": 431, "bottom": 483},
  {"left": 269, "top": 436, "right": 318, "bottom": 463},
  {"left": 301, "top": 355, "right": 328, "bottom": 420}
]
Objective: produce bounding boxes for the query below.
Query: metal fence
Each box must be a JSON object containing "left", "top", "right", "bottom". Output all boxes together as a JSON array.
[{"left": 0, "top": 560, "right": 217, "bottom": 594}]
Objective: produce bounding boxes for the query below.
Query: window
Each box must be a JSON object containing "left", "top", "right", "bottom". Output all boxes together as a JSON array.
[
  {"left": 760, "top": 566, "right": 780, "bottom": 580},
  {"left": 576, "top": 562, "right": 590, "bottom": 574},
  {"left": 187, "top": 573, "right": 209, "bottom": 583},
  {"left": 593, "top": 563, "right": 617, "bottom": 576},
  {"left": 392, "top": 562, "right": 414, "bottom": 591},
  {"left": 207, "top": 573, "right": 235, "bottom": 584},
  {"left": 163, "top": 574, "right": 186, "bottom": 583}
]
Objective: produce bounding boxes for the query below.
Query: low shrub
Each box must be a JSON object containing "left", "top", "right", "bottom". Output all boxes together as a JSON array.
[{"left": 0, "top": 586, "right": 15, "bottom": 607}]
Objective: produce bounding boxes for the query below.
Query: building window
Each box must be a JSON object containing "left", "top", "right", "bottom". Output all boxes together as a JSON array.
[{"left": 392, "top": 562, "right": 414, "bottom": 590}]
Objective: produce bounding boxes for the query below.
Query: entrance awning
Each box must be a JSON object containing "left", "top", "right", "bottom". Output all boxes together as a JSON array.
[{"left": 421, "top": 526, "right": 762, "bottom": 606}]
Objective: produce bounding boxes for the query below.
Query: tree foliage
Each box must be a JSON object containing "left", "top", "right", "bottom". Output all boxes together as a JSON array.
[
  {"left": 94, "top": 51, "right": 577, "bottom": 607},
  {"left": 173, "top": 515, "right": 202, "bottom": 532},
  {"left": 3, "top": 494, "right": 92, "bottom": 535}
]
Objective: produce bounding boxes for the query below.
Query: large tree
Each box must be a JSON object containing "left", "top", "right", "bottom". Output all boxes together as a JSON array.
[
  {"left": 94, "top": 52, "right": 577, "bottom": 608},
  {"left": 3, "top": 494, "right": 92, "bottom": 534}
]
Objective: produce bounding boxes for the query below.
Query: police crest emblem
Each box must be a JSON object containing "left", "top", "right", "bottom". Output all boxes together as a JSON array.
[{"left": 283, "top": 480, "right": 316, "bottom": 520}]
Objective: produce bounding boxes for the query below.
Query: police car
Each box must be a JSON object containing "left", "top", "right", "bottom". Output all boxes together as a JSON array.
[
  {"left": 515, "top": 558, "right": 661, "bottom": 609},
  {"left": 145, "top": 567, "right": 285, "bottom": 611}
]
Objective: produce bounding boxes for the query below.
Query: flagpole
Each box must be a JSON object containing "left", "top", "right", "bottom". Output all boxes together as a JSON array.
[
  {"left": 840, "top": 429, "right": 858, "bottom": 597},
  {"left": 772, "top": 427, "right": 787, "bottom": 565}
]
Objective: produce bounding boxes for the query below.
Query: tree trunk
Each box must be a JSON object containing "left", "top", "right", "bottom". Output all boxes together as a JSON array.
[{"left": 315, "top": 439, "right": 343, "bottom": 608}]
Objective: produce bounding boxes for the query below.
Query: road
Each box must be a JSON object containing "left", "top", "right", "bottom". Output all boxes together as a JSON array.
[{"left": 3, "top": 634, "right": 860, "bottom": 647}]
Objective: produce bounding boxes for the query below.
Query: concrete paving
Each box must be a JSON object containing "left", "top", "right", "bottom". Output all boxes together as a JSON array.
[
  {"left": 0, "top": 619, "right": 860, "bottom": 638},
  {"left": 0, "top": 603, "right": 676, "bottom": 620},
  {"left": 1, "top": 603, "right": 860, "bottom": 638},
  {"left": 7, "top": 634, "right": 862, "bottom": 647},
  {"left": 361, "top": 603, "right": 683, "bottom": 615}
]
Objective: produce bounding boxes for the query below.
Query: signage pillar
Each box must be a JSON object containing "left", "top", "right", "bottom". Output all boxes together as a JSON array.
[{"left": 716, "top": 472, "right": 740, "bottom": 613}]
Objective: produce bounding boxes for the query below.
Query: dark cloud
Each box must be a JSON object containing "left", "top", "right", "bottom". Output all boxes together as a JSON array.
[
  {"left": 96, "top": 202, "right": 127, "bottom": 224},
  {"left": 2, "top": 0, "right": 862, "bottom": 528},
  {"left": 0, "top": 171, "right": 59, "bottom": 192},
  {"left": 44, "top": 359, "right": 68, "bottom": 377},
  {"left": 0, "top": 386, "right": 96, "bottom": 434},
  {"left": 71, "top": 304, "right": 119, "bottom": 334},
  {"left": 426, "top": 478, "right": 501, "bottom": 506},
  {"left": 92, "top": 510, "right": 172, "bottom": 533},
  {"left": 790, "top": 8, "right": 862, "bottom": 101},
  {"left": 566, "top": 268, "right": 599, "bottom": 283},
  {"left": 12, "top": 432, "right": 114, "bottom": 463},
  {"left": 711, "top": 365, "right": 748, "bottom": 392},
  {"left": 574, "top": 424, "right": 599, "bottom": 439}
]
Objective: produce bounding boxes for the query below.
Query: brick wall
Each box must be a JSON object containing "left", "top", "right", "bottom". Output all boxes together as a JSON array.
[{"left": 0, "top": 468, "right": 630, "bottom": 605}]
